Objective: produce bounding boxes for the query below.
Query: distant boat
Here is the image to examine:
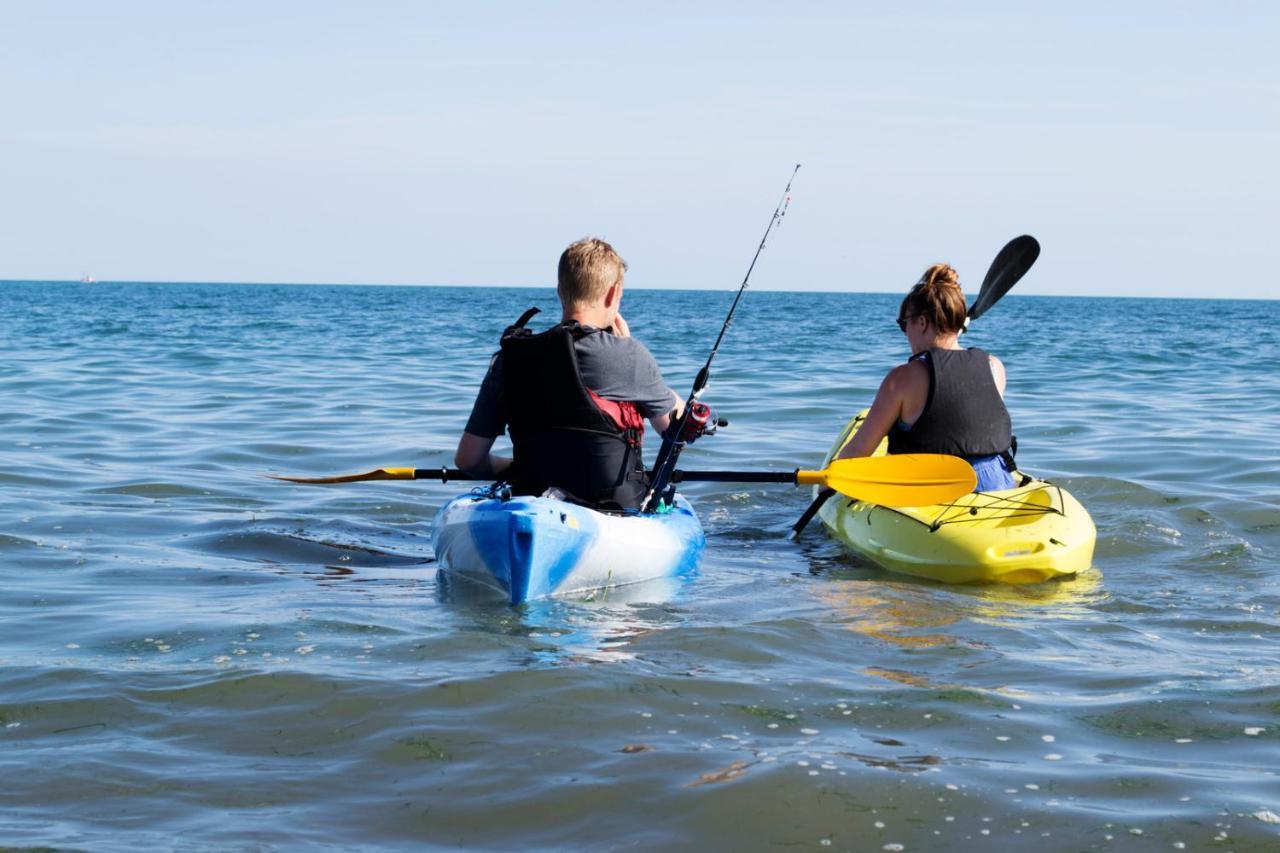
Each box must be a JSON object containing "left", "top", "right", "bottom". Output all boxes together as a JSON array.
[{"left": 79, "top": 274, "right": 96, "bottom": 283}]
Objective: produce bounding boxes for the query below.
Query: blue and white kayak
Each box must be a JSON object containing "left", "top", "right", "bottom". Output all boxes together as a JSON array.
[{"left": 432, "top": 493, "right": 705, "bottom": 604}]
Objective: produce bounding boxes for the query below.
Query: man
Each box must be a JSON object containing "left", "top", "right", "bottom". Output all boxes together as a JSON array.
[{"left": 454, "top": 237, "right": 684, "bottom": 509}]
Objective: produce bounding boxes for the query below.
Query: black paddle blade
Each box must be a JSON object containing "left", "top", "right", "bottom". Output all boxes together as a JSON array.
[
  {"left": 967, "top": 235, "right": 1039, "bottom": 322},
  {"left": 788, "top": 487, "right": 835, "bottom": 540}
]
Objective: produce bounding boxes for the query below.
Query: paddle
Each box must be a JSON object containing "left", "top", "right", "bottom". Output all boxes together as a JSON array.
[
  {"left": 270, "top": 454, "right": 976, "bottom": 508},
  {"left": 966, "top": 234, "right": 1039, "bottom": 325},
  {"left": 788, "top": 234, "right": 1040, "bottom": 539}
]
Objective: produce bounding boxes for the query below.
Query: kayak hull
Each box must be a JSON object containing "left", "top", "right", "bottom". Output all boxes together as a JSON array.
[
  {"left": 818, "top": 412, "right": 1096, "bottom": 584},
  {"left": 433, "top": 493, "right": 705, "bottom": 604}
]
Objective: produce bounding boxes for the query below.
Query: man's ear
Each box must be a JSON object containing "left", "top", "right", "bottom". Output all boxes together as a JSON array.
[{"left": 604, "top": 279, "right": 622, "bottom": 309}]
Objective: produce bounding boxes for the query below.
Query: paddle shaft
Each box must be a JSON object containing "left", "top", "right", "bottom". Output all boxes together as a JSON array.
[
  {"left": 375, "top": 468, "right": 811, "bottom": 485},
  {"left": 275, "top": 454, "right": 974, "bottom": 505}
]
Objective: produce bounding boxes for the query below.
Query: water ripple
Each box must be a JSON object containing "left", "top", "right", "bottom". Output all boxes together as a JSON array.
[{"left": 1, "top": 282, "right": 1277, "bottom": 848}]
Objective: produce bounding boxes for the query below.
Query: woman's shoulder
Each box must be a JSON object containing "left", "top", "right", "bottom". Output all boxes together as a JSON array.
[
  {"left": 883, "top": 358, "right": 929, "bottom": 393},
  {"left": 971, "top": 347, "right": 1006, "bottom": 373},
  {"left": 962, "top": 345, "right": 1002, "bottom": 362},
  {"left": 987, "top": 351, "right": 1007, "bottom": 392}
]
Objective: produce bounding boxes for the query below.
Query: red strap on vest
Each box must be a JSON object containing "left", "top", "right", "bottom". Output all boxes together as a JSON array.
[{"left": 586, "top": 389, "right": 645, "bottom": 440}]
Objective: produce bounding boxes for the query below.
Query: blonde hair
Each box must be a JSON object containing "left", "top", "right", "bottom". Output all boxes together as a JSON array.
[
  {"left": 557, "top": 237, "right": 628, "bottom": 307},
  {"left": 898, "top": 263, "right": 967, "bottom": 335}
]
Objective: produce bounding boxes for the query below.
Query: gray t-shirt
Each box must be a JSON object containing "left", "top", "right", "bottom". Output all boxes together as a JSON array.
[{"left": 464, "top": 327, "right": 678, "bottom": 439}]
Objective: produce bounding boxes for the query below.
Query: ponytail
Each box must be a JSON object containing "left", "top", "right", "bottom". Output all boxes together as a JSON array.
[{"left": 898, "top": 263, "right": 967, "bottom": 335}]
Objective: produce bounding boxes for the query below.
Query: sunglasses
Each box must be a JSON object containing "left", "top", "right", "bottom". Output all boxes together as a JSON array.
[{"left": 896, "top": 315, "right": 917, "bottom": 332}]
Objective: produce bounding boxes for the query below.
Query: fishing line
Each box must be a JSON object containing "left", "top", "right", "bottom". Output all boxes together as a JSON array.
[{"left": 642, "top": 163, "right": 801, "bottom": 512}]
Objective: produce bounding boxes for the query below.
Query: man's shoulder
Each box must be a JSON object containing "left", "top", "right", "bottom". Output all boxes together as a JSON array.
[{"left": 575, "top": 330, "right": 658, "bottom": 362}]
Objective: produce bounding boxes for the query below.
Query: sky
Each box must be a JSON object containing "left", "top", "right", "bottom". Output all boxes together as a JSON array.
[{"left": 1, "top": 2, "right": 1276, "bottom": 298}]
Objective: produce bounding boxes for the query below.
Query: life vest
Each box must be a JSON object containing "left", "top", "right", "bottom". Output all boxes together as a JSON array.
[
  {"left": 499, "top": 308, "right": 649, "bottom": 510},
  {"left": 887, "top": 347, "right": 1014, "bottom": 463}
]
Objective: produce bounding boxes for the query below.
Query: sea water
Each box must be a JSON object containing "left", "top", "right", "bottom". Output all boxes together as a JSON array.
[{"left": 1, "top": 281, "right": 1277, "bottom": 850}]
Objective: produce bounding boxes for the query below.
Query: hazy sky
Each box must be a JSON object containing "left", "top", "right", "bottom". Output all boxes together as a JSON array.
[{"left": 2, "top": 2, "right": 1275, "bottom": 298}]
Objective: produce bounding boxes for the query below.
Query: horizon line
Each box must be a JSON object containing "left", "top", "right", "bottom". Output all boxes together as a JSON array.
[{"left": 0, "top": 278, "right": 1274, "bottom": 303}]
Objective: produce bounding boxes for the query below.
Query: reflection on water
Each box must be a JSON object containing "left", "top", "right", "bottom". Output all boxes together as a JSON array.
[
  {"left": 811, "top": 568, "right": 1106, "bottom": 649},
  {"left": 438, "top": 570, "right": 690, "bottom": 663}
]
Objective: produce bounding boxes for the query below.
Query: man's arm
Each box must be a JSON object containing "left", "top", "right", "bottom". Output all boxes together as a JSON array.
[
  {"left": 455, "top": 355, "right": 511, "bottom": 476},
  {"left": 648, "top": 393, "right": 684, "bottom": 434},
  {"left": 454, "top": 432, "right": 511, "bottom": 477}
]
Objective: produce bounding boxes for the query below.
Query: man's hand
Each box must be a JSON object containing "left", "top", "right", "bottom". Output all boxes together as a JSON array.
[{"left": 610, "top": 313, "right": 631, "bottom": 338}]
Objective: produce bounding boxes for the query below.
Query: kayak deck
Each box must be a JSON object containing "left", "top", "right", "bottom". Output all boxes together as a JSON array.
[
  {"left": 818, "top": 411, "right": 1096, "bottom": 584},
  {"left": 433, "top": 493, "right": 705, "bottom": 604}
]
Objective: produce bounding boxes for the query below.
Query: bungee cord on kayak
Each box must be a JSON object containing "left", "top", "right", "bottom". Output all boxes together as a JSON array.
[
  {"left": 642, "top": 163, "right": 801, "bottom": 512},
  {"left": 913, "top": 485, "right": 1070, "bottom": 531}
]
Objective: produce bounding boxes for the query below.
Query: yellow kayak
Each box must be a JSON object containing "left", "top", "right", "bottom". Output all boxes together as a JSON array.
[{"left": 817, "top": 411, "right": 1096, "bottom": 584}]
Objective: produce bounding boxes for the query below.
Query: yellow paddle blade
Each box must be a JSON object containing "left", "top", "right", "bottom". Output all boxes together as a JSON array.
[
  {"left": 796, "top": 454, "right": 977, "bottom": 507},
  {"left": 268, "top": 467, "right": 417, "bottom": 484}
]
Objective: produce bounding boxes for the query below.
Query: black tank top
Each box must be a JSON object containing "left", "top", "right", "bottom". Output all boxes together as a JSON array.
[{"left": 887, "top": 347, "right": 1012, "bottom": 458}]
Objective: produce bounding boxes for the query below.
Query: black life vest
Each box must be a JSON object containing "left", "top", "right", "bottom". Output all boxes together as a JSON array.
[
  {"left": 887, "top": 347, "right": 1014, "bottom": 460},
  {"left": 499, "top": 308, "right": 649, "bottom": 510}
]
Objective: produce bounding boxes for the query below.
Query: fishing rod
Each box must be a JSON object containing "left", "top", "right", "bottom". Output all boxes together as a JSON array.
[{"left": 640, "top": 164, "right": 801, "bottom": 512}]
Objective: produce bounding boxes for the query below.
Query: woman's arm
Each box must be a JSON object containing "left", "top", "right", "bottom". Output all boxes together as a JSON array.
[
  {"left": 989, "top": 354, "right": 1006, "bottom": 396},
  {"left": 836, "top": 362, "right": 926, "bottom": 459}
]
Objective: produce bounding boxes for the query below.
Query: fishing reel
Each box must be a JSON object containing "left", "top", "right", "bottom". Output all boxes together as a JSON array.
[
  {"left": 688, "top": 401, "right": 729, "bottom": 441},
  {"left": 653, "top": 403, "right": 728, "bottom": 510},
  {"left": 666, "top": 401, "right": 727, "bottom": 445}
]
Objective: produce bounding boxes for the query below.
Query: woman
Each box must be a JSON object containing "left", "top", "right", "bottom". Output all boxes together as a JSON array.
[{"left": 837, "top": 263, "right": 1017, "bottom": 491}]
